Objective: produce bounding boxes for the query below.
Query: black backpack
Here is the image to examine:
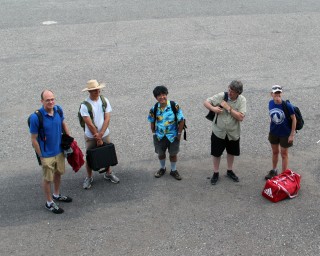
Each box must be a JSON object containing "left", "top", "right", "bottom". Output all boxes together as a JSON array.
[
  {"left": 205, "top": 92, "right": 228, "bottom": 123},
  {"left": 282, "top": 100, "right": 304, "bottom": 131},
  {"left": 27, "top": 106, "right": 63, "bottom": 165},
  {"left": 153, "top": 101, "right": 187, "bottom": 140}
]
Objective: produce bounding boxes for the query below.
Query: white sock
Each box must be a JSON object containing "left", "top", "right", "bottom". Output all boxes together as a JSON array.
[
  {"left": 160, "top": 159, "right": 166, "bottom": 169},
  {"left": 47, "top": 201, "right": 54, "bottom": 206}
]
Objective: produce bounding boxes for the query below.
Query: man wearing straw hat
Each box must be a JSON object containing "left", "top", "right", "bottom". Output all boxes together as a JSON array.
[{"left": 80, "top": 79, "right": 119, "bottom": 189}]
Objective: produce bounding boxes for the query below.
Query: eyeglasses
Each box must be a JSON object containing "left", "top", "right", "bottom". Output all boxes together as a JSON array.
[{"left": 44, "top": 98, "right": 55, "bottom": 103}]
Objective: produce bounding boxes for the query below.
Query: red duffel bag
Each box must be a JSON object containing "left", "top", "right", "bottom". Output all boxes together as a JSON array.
[{"left": 262, "top": 169, "right": 301, "bottom": 203}]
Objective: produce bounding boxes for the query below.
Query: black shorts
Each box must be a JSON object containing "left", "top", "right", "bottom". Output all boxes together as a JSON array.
[
  {"left": 211, "top": 132, "right": 240, "bottom": 157},
  {"left": 268, "top": 133, "right": 293, "bottom": 148}
]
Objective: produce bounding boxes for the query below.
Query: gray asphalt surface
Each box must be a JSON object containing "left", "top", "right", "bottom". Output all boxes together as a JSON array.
[{"left": 1, "top": 1, "right": 320, "bottom": 255}]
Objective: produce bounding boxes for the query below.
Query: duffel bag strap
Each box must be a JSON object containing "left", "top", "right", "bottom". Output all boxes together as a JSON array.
[{"left": 272, "top": 180, "right": 299, "bottom": 198}]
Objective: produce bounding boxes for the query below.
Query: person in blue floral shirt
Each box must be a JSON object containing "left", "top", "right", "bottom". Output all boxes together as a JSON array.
[{"left": 148, "top": 85, "right": 185, "bottom": 180}]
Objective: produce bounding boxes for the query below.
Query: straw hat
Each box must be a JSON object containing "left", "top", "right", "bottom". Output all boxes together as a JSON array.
[{"left": 82, "top": 80, "right": 106, "bottom": 91}]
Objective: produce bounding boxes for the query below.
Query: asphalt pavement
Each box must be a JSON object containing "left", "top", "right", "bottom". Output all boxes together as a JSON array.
[{"left": 0, "top": 1, "right": 320, "bottom": 255}]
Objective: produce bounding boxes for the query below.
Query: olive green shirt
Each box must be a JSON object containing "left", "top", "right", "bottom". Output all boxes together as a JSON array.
[{"left": 206, "top": 92, "right": 247, "bottom": 141}]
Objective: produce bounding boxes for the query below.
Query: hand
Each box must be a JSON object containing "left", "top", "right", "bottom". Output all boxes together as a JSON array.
[
  {"left": 288, "top": 134, "right": 294, "bottom": 143},
  {"left": 94, "top": 132, "right": 102, "bottom": 140},
  {"left": 220, "top": 100, "right": 230, "bottom": 111},
  {"left": 97, "top": 139, "right": 103, "bottom": 146},
  {"left": 214, "top": 106, "right": 223, "bottom": 115},
  {"left": 177, "top": 133, "right": 182, "bottom": 141}
]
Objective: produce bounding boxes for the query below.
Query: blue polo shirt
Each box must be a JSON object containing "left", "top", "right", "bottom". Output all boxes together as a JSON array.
[{"left": 29, "top": 105, "right": 64, "bottom": 157}]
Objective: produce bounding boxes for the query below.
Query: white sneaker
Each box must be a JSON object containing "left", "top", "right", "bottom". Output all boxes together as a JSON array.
[
  {"left": 104, "top": 172, "right": 119, "bottom": 184},
  {"left": 83, "top": 177, "right": 93, "bottom": 189}
]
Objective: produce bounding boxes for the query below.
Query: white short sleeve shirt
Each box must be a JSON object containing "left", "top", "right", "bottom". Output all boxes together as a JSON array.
[{"left": 80, "top": 96, "right": 112, "bottom": 138}]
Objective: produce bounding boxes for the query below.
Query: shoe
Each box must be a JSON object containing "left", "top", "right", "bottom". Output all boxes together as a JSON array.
[
  {"left": 52, "top": 194, "right": 72, "bottom": 202},
  {"left": 227, "top": 170, "right": 239, "bottom": 182},
  {"left": 104, "top": 172, "right": 120, "bottom": 184},
  {"left": 211, "top": 172, "right": 219, "bottom": 185},
  {"left": 45, "top": 202, "right": 64, "bottom": 214},
  {"left": 83, "top": 177, "right": 93, "bottom": 189},
  {"left": 265, "top": 169, "right": 278, "bottom": 180},
  {"left": 170, "top": 170, "right": 182, "bottom": 180},
  {"left": 155, "top": 168, "right": 166, "bottom": 178}
]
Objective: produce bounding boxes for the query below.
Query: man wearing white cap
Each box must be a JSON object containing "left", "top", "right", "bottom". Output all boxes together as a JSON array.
[
  {"left": 80, "top": 80, "right": 119, "bottom": 189},
  {"left": 265, "top": 85, "right": 296, "bottom": 180}
]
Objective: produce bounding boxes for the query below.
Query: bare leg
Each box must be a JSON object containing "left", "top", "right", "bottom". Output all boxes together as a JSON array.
[
  {"left": 280, "top": 147, "right": 289, "bottom": 172},
  {"left": 53, "top": 172, "right": 61, "bottom": 195},
  {"left": 213, "top": 156, "right": 221, "bottom": 172},
  {"left": 43, "top": 179, "right": 52, "bottom": 202},
  {"left": 226, "top": 154, "right": 234, "bottom": 170},
  {"left": 271, "top": 144, "right": 280, "bottom": 170}
]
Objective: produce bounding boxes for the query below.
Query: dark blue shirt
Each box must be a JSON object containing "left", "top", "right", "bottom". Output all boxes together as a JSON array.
[
  {"left": 29, "top": 105, "right": 64, "bottom": 157},
  {"left": 269, "top": 100, "right": 294, "bottom": 137}
]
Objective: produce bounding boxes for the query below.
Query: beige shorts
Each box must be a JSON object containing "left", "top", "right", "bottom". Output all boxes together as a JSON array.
[
  {"left": 85, "top": 134, "right": 111, "bottom": 150},
  {"left": 41, "top": 153, "right": 65, "bottom": 182}
]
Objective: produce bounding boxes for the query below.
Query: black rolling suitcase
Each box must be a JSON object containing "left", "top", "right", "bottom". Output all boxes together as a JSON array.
[{"left": 86, "top": 143, "right": 118, "bottom": 171}]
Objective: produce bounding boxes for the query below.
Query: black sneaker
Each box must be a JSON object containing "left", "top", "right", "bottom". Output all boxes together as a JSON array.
[
  {"left": 265, "top": 169, "right": 278, "bottom": 180},
  {"left": 211, "top": 172, "right": 219, "bottom": 185},
  {"left": 227, "top": 170, "right": 239, "bottom": 182},
  {"left": 45, "top": 202, "right": 64, "bottom": 214},
  {"left": 52, "top": 194, "right": 73, "bottom": 202},
  {"left": 170, "top": 170, "right": 182, "bottom": 180},
  {"left": 155, "top": 168, "right": 166, "bottom": 178}
]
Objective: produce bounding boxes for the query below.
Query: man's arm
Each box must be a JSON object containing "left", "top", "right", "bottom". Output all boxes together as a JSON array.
[
  {"left": 97, "top": 112, "right": 110, "bottom": 139},
  {"left": 151, "top": 122, "right": 155, "bottom": 133},
  {"left": 177, "top": 119, "right": 185, "bottom": 141},
  {"left": 31, "top": 134, "right": 42, "bottom": 159},
  {"left": 62, "top": 120, "right": 70, "bottom": 136},
  {"left": 203, "top": 100, "right": 223, "bottom": 115},
  {"left": 220, "top": 100, "right": 245, "bottom": 121},
  {"left": 83, "top": 116, "right": 99, "bottom": 137}
]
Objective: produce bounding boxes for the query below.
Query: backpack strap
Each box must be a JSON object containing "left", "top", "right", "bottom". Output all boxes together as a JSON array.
[
  {"left": 82, "top": 101, "right": 96, "bottom": 128},
  {"left": 170, "top": 101, "right": 187, "bottom": 141},
  {"left": 170, "top": 101, "right": 178, "bottom": 123},
  {"left": 31, "top": 110, "right": 47, "bottom": 152},
  {"left": 153, "top": 102, "right": 159, "bottom": 123},
  {"left": 56, "top": 105, "right": 63, "bottom": 117},
  {"left": 282, "top": 100, "right": 293, "bottom": 124},
  {"left": 281, "top": 100, "right": 290, "bottom": 120},
  {"left": 214, "top": 92, "right": 228, "bottom": 124},
  {"left": 34, "top": 110, "right": 45, "bottom": 141},
  {"left": 100, "top": 95, "right": 107, "bottom": 112},
  {"left": 56, "top": 105, "right": 67, "bottom": 135}
]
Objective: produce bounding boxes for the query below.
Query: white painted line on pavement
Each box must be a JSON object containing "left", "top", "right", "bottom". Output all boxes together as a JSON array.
[{"left": 42, "top": 21, "right": 57, "bottom": 25}]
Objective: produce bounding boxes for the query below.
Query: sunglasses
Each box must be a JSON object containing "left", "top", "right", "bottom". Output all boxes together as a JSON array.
[{"left": 272, "top": 85, "right": 282, "bottom": 90}]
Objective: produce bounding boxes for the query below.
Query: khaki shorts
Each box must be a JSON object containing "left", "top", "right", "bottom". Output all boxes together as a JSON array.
[
  {"left": 41, "top": 153, "right": 65, "bottom": 182},
  {"left": 268, "top": 133, "right": 293, "bottom": 148},
  {"left": 85, "top": 134, "right": 111, "bottom": 150}
]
